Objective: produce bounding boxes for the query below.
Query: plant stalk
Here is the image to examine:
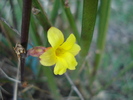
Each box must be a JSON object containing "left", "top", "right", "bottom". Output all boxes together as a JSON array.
[
  {"left": 73, "top": 0, "right": 98, "bottom": 79},
  {"left": 61, "top": 0, "right": 80, "bottom": 44},
  {"left": 20, "top": 0, "right": 32, "bottom": 82},
  {"left": 89, "top": 0, "right": 111, "bottom": 87},
  {"left": 50, "top": 0, "right": 60, "bottom": 24},
  {"left": 13, "top": 58, "right": 20, "bottom": 100}
]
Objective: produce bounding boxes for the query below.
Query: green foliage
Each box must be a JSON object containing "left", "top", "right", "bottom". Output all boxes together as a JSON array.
[{"left": 0, "top": 0, "right": 133, "bottom": 99}]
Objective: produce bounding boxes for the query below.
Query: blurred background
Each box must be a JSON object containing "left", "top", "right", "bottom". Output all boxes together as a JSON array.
[{"left": 0, "top": 0, "right": 133, "bottom": 100}]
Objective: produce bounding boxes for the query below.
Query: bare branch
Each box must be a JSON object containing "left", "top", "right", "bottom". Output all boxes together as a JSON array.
[
  {"left": 13, "top": 58, "right": 21, "bottom": 100},
  {"left": 65, "top": 73, "right": 84, "bottom": 100}
]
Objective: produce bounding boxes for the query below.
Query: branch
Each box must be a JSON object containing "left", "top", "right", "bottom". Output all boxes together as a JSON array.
[
  {"left": 13, "top": 58, "right": 21, "bottom": 100},
  {"left": 65, "top": 73, "right": 84, "bottom": 100},
  {"left": 20, "top": 0, "right": 32, "bottom": 82}
]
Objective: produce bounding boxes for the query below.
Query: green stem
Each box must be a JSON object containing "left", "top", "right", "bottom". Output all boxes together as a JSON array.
[
  {"left": 30, "top": 1, "right": 62, "bottom": 99},
  {"left": 74, "top": 0, "right": 81, "bottom": 21},
  {"left": 30, "top": 15, "right": 43, "bottom": 46},
  {"left": 41, "top": 66, "right": 61, "bottom": 100},
  {"left": 29, "top": 16, "right": 62, "bottom": 100},
  {"left": 80, "top": 0, "right": 98, "bottom": 57},
  {"left": 32, "top": 0, "right": 52, "bottom": 31},
  {"left": 73, "top": 0, "right": 98, "bottom": 79},
  {"left": 60, "top": 0, "right": 80, "bottom": 44},
  {"left": 89, "top": 0, "right": 111, "bottom": 87},
  {"left": 50, "top": 0, "right": 60, "bottom": 24}
]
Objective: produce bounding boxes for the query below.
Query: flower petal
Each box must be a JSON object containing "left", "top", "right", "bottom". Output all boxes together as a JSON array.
[
  {"left": 48, "top": 27, "right": 64, "bottom": 49},
  {"left": 68, "top": 44, "right": 81, "bottom": 56},
  {"left": 27, "top": 46, "right": 46, "bottom": 57},
  {"left": 54, "top": 57, "right": 68, "bottom": 75},
  {"left": 60, "top": 34, "right": 76, "bottom": 50},
  {"left": 61, "top": 52, "right": 77, "bottom": 70},
  {"left": 39, "top": 48, "right": 57, "bottom": 66}
]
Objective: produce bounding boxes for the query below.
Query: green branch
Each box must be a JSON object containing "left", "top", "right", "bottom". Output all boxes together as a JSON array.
[
  {"left": 32, "top": 0, "right": 52, "bottom": 31},
  {"left": 50, "top": 0, "right": 60, "bottom": 24},
  {"left": 89, "top": 0, "right": 111, "bottom": 87},
  {"left": 73, "top": 0, "right": 98, "bottom": 79},
  {"left": 61, "top": 0, "right": 80, "bottom": 44},
  {"left": 80, "top": 0, "right": 98, "bottom": 57}
]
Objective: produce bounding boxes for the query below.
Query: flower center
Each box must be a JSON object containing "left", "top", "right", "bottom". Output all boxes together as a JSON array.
[{"left": 56, "top": 47, "right": 65, "bottom": 56}]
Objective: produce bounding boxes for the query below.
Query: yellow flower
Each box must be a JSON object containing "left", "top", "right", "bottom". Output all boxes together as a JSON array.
[{"left": 39, "top": 27, "right": 81, "bottom": 75}]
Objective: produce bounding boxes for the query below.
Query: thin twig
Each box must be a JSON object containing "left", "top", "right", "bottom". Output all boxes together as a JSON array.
[
  {"left": 0, "top": 86, "right": 11, "bottom": 95},
  {"left": 13, "top": 58, "right": 21, "bottom": 100},
  {"left": 21, "top": 85, "right": 50, "bottom": 94},
  {"left": 65, "top": 73, "right": 84, "bottom": 100},
  {"left": 0, "top": 68, "right": 20, "bottom": 83},
  {"left": 67, "top": 88, "right": 74, "bottom": 100},
  {"left": 0, "top": 59, "right": 20, "bottom": 83},
  {"left": 0, "top": 88, "right": 3, "bottom": 100}
]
